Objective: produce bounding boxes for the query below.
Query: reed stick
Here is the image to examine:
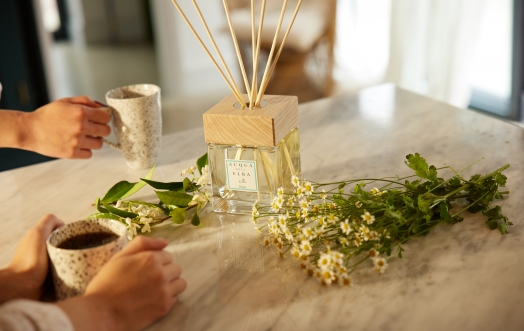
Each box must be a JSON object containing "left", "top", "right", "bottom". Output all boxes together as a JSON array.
[
  {"left": 256, "top": 0, "right": 303, "bottom": 106},
  {"left": 171, "top": 0, "right": 245, "bottom": 105},
  {"left": 250, "top": 0, "right": 267, "bottom": 109},
  {"left": 191, "top": 0, "right": 245, "bottom": 105},
  {"left": 222, "top": 0, "right": 252, "bottom": 100},
  {"left": 250, "top": 0, "right": 257, "bottom": 107},
  {"left": 255, "top": 0, "right": 288, "bottom": 106}
]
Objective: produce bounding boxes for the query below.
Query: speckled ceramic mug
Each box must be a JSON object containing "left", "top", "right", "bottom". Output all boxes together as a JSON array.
[
  {"left": 104, "top": 84, "right": 162, "bottom": 169},
  {"left": 46, "top": 219, "right": 128, "bottom": 300}
]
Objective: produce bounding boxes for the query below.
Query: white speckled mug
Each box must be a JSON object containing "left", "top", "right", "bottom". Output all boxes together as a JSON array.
[
  {"left": 104, "top": 84, "right": 162, "bottom": 169},
  {"left": 46, "top": 219, "right": 128, "bottom": 300}
]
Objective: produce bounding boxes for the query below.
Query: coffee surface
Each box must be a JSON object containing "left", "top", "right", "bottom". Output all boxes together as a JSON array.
[{"left": 57, "top": 232, "right": 119, "bottom": 250}]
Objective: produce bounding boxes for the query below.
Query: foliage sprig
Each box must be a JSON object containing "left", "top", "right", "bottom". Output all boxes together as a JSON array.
[
  {"left": 88, "top": 153, "right": 209, "bottom": 239},
  {"left": 252, "top": 153, "right": 511, "bottom": 286}
]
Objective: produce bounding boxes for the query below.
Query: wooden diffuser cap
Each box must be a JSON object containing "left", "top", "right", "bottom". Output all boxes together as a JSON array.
[{"left": 203, "top": 94, "right": 298, "bottom": 147}]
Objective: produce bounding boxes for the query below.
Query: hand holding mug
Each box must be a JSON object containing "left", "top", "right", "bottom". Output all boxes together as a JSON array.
[{"left": 24, "top": 96, "right": 111, "bottom": 159}]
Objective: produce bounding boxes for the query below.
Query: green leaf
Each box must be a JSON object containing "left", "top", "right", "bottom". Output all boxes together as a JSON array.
[
  {"left": 102, "top": 166, "right": 155, "bottom": 203},
  {"left": 141, "top": 179, "right": 184, "bottom": 191},
  {"left": 183, "top": 177, "right": 197, "bottom": 192},
  {"left": 485, "top": 218, "right": 498, "bottom": 230},
  {"left": 155, "top": 191, "right": 193, "bottom": 208},
  {"left": 439, "top": 201, "right": 451, "bottom": 223},
  {"left": 169, "top": 208, "right": 186, "bottom": 224},
  {"left": 482, "top": 206, "right": 503, "bottom": 220},
  {"left": 102, "top": 202, "right": 138, "bottom": 219},
  {"left": 87, "top": 213, "right": 122, "bottom": 222},
  {"left": 95, "top": 197, "right": 109, "bottom": 213},
  {"left": 191, "top": 203, "right": 202, "bottom": 226},
  {"left": 196, "top": 153, "right": 208, "bottom": 175},
  {"left": 417, "top": 195, "right": 432, "bottom": 215},
  {"left": 494, "top": 173, "right": 507, "bottom": 186},
  {"left": 405, "top": 153, "right": 437, "bottom": 181},
  {"left": 499, "top": 221, "right": 509, "bottom": 234}
]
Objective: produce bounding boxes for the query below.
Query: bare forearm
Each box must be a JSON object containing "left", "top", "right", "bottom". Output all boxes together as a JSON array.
[{"left": 0, "top": 110, "right": 31, "bottom": 150}]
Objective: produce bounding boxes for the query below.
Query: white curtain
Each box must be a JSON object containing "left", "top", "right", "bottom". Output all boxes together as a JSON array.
[
  {"left": 335, "top": 0, "right": 488, "bottom": 109},
  {"left": 385, "top": 0, "right": 488, "bottom": 108}
]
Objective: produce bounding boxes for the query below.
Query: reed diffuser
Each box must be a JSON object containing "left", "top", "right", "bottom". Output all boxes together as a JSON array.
[{"left": 172, "top": 0, "right": 303, "bottom": 214}]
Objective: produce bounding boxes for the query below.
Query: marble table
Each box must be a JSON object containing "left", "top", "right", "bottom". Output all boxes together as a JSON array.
[{"left": 1, "top": 84, "right": 524, "bottom": 330}]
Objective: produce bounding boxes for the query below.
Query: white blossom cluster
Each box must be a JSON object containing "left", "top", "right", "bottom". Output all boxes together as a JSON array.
[{"left": 254, "top": 176, "right": 392, "bottom": 286}]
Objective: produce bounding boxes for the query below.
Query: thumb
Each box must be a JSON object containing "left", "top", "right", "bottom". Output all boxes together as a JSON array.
[
  {"left": 116, "top": 236, "right": 168, "bottom": 257},
  {"left": 36, "top": 214, "right": 65, "bottom": 239}
]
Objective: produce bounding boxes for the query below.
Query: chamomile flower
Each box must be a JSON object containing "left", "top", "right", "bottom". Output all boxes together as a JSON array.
[
  {"left": 339, "top": 237, "right": 350, "bottom": 246},
  {"left": 303, "top": 181, "right": 314, "bottom": 196},
  {"left": 291, "top": 175, "right": 300, "bottom": 187},
  {"left": 300, "top": 240, "right": 312, "bottom": 256},
  {"left": 355, "top": 200, "right": 362, "bottom": 208},
  {"left": 320, "top": 189, "right": 326, "bottom": 200},
  {"left": 340, "top": 274, "right": 353, "bottom": 286},
  {"left": 373, "top": 257, "right": 388, "bottom": 273},
  {"left": 291, "top": 245, "right": 301, "bottom": 259},
  {"left": 287, "top": 198, "right": 294, "bottom": 206},
  {"left": 278, "top": 214, "right": 288, "bottom": 229},
  {"left": 331, "top": 251, "right": 344, "bottom": 265},
  {"left": 284, "top": 228, "right": 294, "bottom": 241},
  {"left": 354, "top": 236, "right": 363, "bottom": 247},
  {"left": 320, "top": 269, "right": 336, "bottom": 285},
  {"left": 340, "top": 219, "right": 352, "bottom": 235},
  {"left": 371, "top": 187, "right": 380, "bottom": 196},
  {"left": 317, "top": 252, "right": 332, "bottom": 270},
  {"left": 328, "top": 213, "right": 339, "bottom": 224},
  {"left": 368, "top": 248, "right": 379, "bottom": 258},
  {"left": 296, "top": 186, "right": 304, "bottom": 198},
  {"left": 361, "top": 211, "right": 375, "bottom": 225},
  {"left": 302, "top": 227, "right": 314, "bottom": 240},
  {"left": 277, "top": 187, "right": 284, "bottom": 197}
]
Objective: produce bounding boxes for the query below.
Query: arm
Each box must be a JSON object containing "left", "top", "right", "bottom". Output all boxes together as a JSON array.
[
  {"left": 56, "top": 237, "right": 187, "bottom": 331},
  {"left": 0, "top": 96, "right": 111, "bottom": 159},
  {"left": 0, "top": 214, "right": 186, "bottom": 331},
  {"left": 0, "top": 215, "right": 64, "bottom": 304}
]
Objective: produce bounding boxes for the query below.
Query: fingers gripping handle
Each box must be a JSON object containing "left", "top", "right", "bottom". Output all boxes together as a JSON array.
[{"left": 102, "top": 106, "right": 121, "bottom": 150}]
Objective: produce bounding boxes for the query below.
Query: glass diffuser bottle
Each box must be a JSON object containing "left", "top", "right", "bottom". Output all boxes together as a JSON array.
[{"left": 204, "top": 94, "right": 301, "bottom": 214}]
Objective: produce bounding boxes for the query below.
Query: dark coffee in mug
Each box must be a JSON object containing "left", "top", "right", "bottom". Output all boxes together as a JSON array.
[{"left": 57, "top": 232, "right": 119, "bottom": 250}]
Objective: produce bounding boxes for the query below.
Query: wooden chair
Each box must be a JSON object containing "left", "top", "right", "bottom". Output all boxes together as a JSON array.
[{"left": 226, "top": 0, "right": 337, "bottom": 103}]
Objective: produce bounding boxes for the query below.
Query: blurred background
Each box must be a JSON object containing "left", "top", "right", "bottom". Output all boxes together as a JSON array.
[{"left": 1, "top": 0, "right": 523, "bottom": 169}]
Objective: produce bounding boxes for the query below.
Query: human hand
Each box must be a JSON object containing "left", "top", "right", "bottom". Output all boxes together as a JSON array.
[
  {"left": 23, "top": 96, "right": 111, "bottom": 159},
  {"left": 57, "top": 236, "right": 186, "bottom": 331},
  {"left": 0, "top": 214, "right": 64, "bottom": 304}
]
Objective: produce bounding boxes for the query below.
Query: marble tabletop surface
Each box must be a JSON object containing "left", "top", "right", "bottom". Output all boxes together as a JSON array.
[{"left": 1, "top": 84, "right": 524, "bottom": 331}]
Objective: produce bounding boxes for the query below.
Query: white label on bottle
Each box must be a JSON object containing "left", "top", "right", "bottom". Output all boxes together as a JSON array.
[{"left": 225, "top": 159, "right": 258, "bottom": 192}]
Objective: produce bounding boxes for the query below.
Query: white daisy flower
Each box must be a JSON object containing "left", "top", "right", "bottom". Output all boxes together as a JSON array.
[
  {"left": 340, "top": 219, "right": 352, "bottom": 235},
  {"left": 373, "top": 257, "right": 388, "bottom": 273},
  {"left": 291, "top": 175, "right": 300, "bottom": 187},
  {"left": 361, "top": 211, "right": 375, "bottom": 225},
  {"left": 277, "top": 187, "right": 284, "bottom": 197},
  {"left": 300, "top": 240, "right": 312, "bottom": 256},
  {"left": 317, "top": 252, "right": 332, "bottom": 270},
  {"left": 320, "top": 189, "right": 326, "bottom": 200},
  {"left": 339, "top": 237, "right": 350, "bottom": 246},
  {"left": 371, "top": 187, "right": 380, "bottom": 196},
  {"left": 355, "top": 200, "right": 362, "bottom": 208},
  {"left": 321, "top": 269, "right": 336, "bottom": 285},
  {"left": 302, "top": 227, "right": 314, "bottom": 240},
  {"left": 303, "top": 181, "right": 314, "bottom": 196}
]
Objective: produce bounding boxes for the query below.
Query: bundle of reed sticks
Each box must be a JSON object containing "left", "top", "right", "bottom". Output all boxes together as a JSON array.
[{"left": 171, "top": 0, "right": 303, "bottom": 109}]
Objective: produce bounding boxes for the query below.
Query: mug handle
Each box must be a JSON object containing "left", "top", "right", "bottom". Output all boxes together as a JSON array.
[{"left": 101, "top": 106, "right": 121, "bottom": 150}]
